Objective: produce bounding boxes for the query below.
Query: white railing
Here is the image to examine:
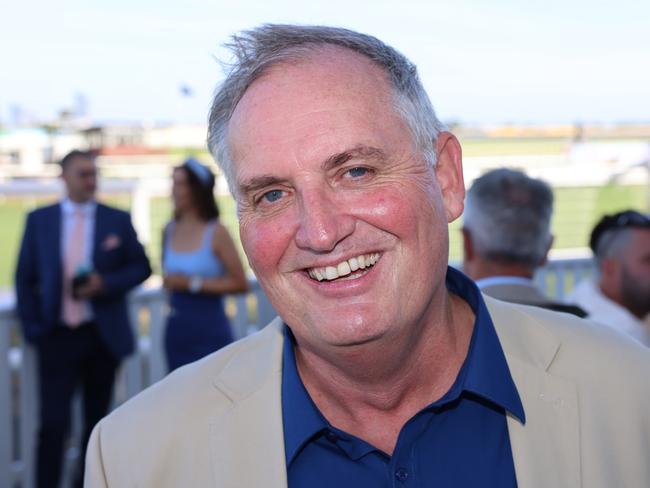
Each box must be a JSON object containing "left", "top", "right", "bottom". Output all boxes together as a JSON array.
[
  {"left": 0, "top": 260, "right": 594, "bottom": 488},
  {"left": 0, "top": 279, "right": 277, "bottom": 488}
]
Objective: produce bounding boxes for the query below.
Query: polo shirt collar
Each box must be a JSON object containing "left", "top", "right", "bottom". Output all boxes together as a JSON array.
[
  {"left": 282, "top": 327, "right": 328, "bottom": 465},
  {"left": 445, "top": 267, "right": 526, "bottom": 423}
]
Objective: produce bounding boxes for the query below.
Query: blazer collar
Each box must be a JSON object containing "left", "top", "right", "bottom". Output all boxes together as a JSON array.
[
  {"left": 486, "top": 297, "right": 581, "bottom": 488},
  {"left": 209, "top": 318, "right": 287, "bottom": 488}
]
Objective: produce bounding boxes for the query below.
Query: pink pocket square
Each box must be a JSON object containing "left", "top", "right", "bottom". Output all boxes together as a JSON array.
[{"left": 102, "top": 234, "right": 122, "bottom": 251}]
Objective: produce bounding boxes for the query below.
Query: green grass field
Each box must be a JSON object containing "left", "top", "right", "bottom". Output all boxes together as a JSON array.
[
  {"left": 2, "top": 183, "right": 647, "bottom": 290},
  {"left": 459, "top": 137, "right": 570, "bottom": 157}
]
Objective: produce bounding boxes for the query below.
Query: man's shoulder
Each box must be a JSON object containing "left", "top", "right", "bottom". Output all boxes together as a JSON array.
[
  {"left": 96, "top": 202, "right": 130, "bottom": 220},
  {"left": 487, "top": 297, "right": 650, "bottom": 385},
  {"left": 99, "top": 319, "right": 284, "bottom": 432},
  {"left": 28, "top": 203, "right": 60, "bottom": 220},
  {"left": 87, "top": 320, "right": 286, "bottom": 486}
]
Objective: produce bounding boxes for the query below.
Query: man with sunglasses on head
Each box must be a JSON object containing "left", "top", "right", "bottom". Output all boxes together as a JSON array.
[
  {"left": 570, "top": 210, "right": 650, "bottom": 346},
  {"left": 15, "top": 149, "right": 151, "bottom": 488}
]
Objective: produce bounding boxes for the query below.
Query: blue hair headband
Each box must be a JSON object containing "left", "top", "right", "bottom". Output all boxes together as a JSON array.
[{"left": 184, "top": 158, "right": 213, "bottom": 187}]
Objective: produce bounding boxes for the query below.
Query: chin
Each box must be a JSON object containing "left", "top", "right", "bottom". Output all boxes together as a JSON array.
[{"left": 306, "top": 312, "right": 390, "bottom": 348}]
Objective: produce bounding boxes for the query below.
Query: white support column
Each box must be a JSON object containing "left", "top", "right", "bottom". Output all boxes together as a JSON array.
[{"left": 131, "top": 181, "right": 151, "bottom": 245}]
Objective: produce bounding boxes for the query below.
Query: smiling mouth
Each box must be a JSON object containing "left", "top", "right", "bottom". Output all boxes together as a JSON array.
[{"left": 307, "top": 253, "right": 380, "bottom": 282}]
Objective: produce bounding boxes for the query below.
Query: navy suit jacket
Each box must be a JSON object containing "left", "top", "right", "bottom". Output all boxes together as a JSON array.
[{"left": 15, "top": 202, "right": 152, "bottom": 359}]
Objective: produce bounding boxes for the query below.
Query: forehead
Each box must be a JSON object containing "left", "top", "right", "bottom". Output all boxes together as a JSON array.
[
  {"left": 65, "top": 156, "right": 95, "bottom": 171},
  {"left": 226, "top": 47, "right": 412, "bottom": 182},
  {"left": 173, "top": 166, "right": 188, "bottom": 179}
]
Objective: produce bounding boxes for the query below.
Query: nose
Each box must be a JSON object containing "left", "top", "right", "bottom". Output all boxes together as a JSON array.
[{"left": 295, "top": 187, "right": 355, "bottom": 252}]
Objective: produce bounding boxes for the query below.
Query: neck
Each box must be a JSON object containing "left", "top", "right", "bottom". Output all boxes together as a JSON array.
[
  {"left": 177, "top": 209, "right": 203, "bottom": 222},
  {"left": 294, "top": 291, "right": 474, "bottom": 453},
  {"left": 466, "top": 259, "right": 535, "bottom": 281},
  {"left": 67, "top": 196, "right": 92, "bottom": 205}
]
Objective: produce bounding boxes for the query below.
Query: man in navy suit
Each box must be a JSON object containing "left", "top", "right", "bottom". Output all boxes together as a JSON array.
[{"left": 15, "top": 149, "right": 151, "bottom": 488}]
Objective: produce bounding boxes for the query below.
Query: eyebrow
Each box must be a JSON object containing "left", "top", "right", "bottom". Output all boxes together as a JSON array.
[
  {"left": 321, "top": 145, "right": 388, "bottom": 171},
  {"left": 237, "top": 145, "right": 388, "bottom": 196}
]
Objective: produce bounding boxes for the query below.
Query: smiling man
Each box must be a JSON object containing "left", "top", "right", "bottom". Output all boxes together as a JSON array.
[{"left": 86, "top": 25, "right": 650, "bottom": 488}]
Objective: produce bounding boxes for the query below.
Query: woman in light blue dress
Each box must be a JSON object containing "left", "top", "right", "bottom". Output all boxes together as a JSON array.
[{"left": 162, "top": 158, "right": 248, "bottom": 371}]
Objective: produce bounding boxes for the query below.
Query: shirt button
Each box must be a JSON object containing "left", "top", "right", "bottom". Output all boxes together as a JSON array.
[
  {"left": 325, "top": 431, "right": 339, "bottom": 443},
  {"left": 395, "top": 467, "right": 409, "bottom": 482}
]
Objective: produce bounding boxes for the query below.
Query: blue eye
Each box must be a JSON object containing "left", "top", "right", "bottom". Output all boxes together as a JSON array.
[
  {"left": 347, "top": 167, "right": 368, "bottom": 178},
  {"left": 262, "top": 189, "right": 284, "bottom": 203}
]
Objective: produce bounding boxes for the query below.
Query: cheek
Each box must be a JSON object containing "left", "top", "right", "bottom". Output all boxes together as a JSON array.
[
  {"left": 345, "top": 183, "right": 441, "bottom": 238},
  {"left": 240, "top": 216, "right": 295, "bottom": 274}
]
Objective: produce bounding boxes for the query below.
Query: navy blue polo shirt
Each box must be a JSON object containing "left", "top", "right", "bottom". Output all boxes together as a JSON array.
[{"left": 281, "top": 266, "right": 525, "bottom": 487}]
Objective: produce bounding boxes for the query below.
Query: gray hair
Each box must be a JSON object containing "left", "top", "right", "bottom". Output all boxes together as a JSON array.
[
  {"left": 463, "top": 168, "right": 554, "bottom": 268},
  {"left": 207, "top": 24, "right": 445, "bottom": 191}
]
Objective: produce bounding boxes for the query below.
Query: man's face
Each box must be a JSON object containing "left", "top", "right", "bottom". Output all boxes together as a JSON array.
[
  {"left": 172, "top": 167, "right": 193, "bottom": 213},
  {"left": 618, "top": 229, "right": 650, "bottom": 318},
  {"left": 62, "top": 156, "right": 97, "bottom": 203},
  {"left": 227, "top": 48, "right": 465, "bottom": 354}
]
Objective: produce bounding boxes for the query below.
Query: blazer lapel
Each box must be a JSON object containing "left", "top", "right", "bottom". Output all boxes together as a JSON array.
[
  {"left": 209, "top": 319, "right": 287, "bottom": 488},
  {"left": 92, "top": 203, "right": 104, "bottom": 266},
  {"left": 51, "top": 204, "right": 63, "bottom": 299},
  {"left": 487, "top": 297, "right": 581, "bottom": 488}
]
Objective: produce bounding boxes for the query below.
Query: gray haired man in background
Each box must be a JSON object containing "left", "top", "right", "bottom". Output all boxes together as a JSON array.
[
  {"left": 462, "top": 168, "right": 586, "bottom": 317},
  {"left": 85, "top": 25, "right": 650, "bottom": 488}
]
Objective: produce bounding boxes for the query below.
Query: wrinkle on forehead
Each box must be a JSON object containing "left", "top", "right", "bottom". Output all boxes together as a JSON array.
[{"left": 227, "top": 47, "right": 403, "bottom": 156}]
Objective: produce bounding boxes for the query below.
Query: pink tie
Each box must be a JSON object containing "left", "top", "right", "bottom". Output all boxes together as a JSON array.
[{"left": 62, "top": 208, "right": 87, "bottom": 327}]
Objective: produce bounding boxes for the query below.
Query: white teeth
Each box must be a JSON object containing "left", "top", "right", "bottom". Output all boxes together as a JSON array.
[
  {"left": 337, "top": 261, "right": 351, "bottom": 277},
  {"left": 325, "top": 266, "right": 338, "bottom": 280},
  {"left": 307, "top": 253, "right": 381, "bottom": 282}
]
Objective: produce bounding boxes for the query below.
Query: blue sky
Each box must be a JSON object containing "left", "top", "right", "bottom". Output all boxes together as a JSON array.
[{"left": 1, "top": 0, "right": 649, "bottom": 126}]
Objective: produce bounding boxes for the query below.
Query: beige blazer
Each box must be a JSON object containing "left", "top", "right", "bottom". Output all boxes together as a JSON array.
[{"left": 85, "top": 296, "right": 650, "bottom": 487}]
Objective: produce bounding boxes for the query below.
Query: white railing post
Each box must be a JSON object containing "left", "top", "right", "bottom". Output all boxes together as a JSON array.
[
  {"left": 123, "top": 296, "right": 145, "bottom": 401},
  {"left": 19, "top": 345, "right": 37, "bottom": 488},
  {"left": 0, "top": 313, "right": 13, "bottom": 487},
  {"left": 146, "top": 290, "right": 168, "bottom": 385}
]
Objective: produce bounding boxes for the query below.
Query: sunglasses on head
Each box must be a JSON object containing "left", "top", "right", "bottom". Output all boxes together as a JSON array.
[
  {"left": 611, "top": 210, "right": 650, "bottom": 229},
  {"left": 589, "top": 210, "right": 650, "bottom": 253}
]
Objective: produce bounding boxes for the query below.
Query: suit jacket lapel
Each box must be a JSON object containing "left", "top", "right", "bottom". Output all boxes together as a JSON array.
[
  {"left": 209, "top": 319, "right": 287, "bottom": 488},
  {"left": 487, "top": 297, "right": 581, "bottom": 488},
  {"left": 51, "top": 204, "right": 63, "bottom": 299},
  {"left": 92, "top": 203, "right": 104, "bottom": 266}
]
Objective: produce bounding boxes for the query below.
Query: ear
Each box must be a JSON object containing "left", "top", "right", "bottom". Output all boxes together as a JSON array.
[
  {"left": 539, "top": 235, "right": 554, "bottom": 266},
  {"left": 600, "top": 257, "right": 619, "bottom": 281},
  {"left": 434, "top": 132, "right": 465, "bottom": 223}
]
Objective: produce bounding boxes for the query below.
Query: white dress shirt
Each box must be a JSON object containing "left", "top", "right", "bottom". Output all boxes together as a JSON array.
[{"left": 569, "top": 279, "right": 650, "bottom": 347}]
